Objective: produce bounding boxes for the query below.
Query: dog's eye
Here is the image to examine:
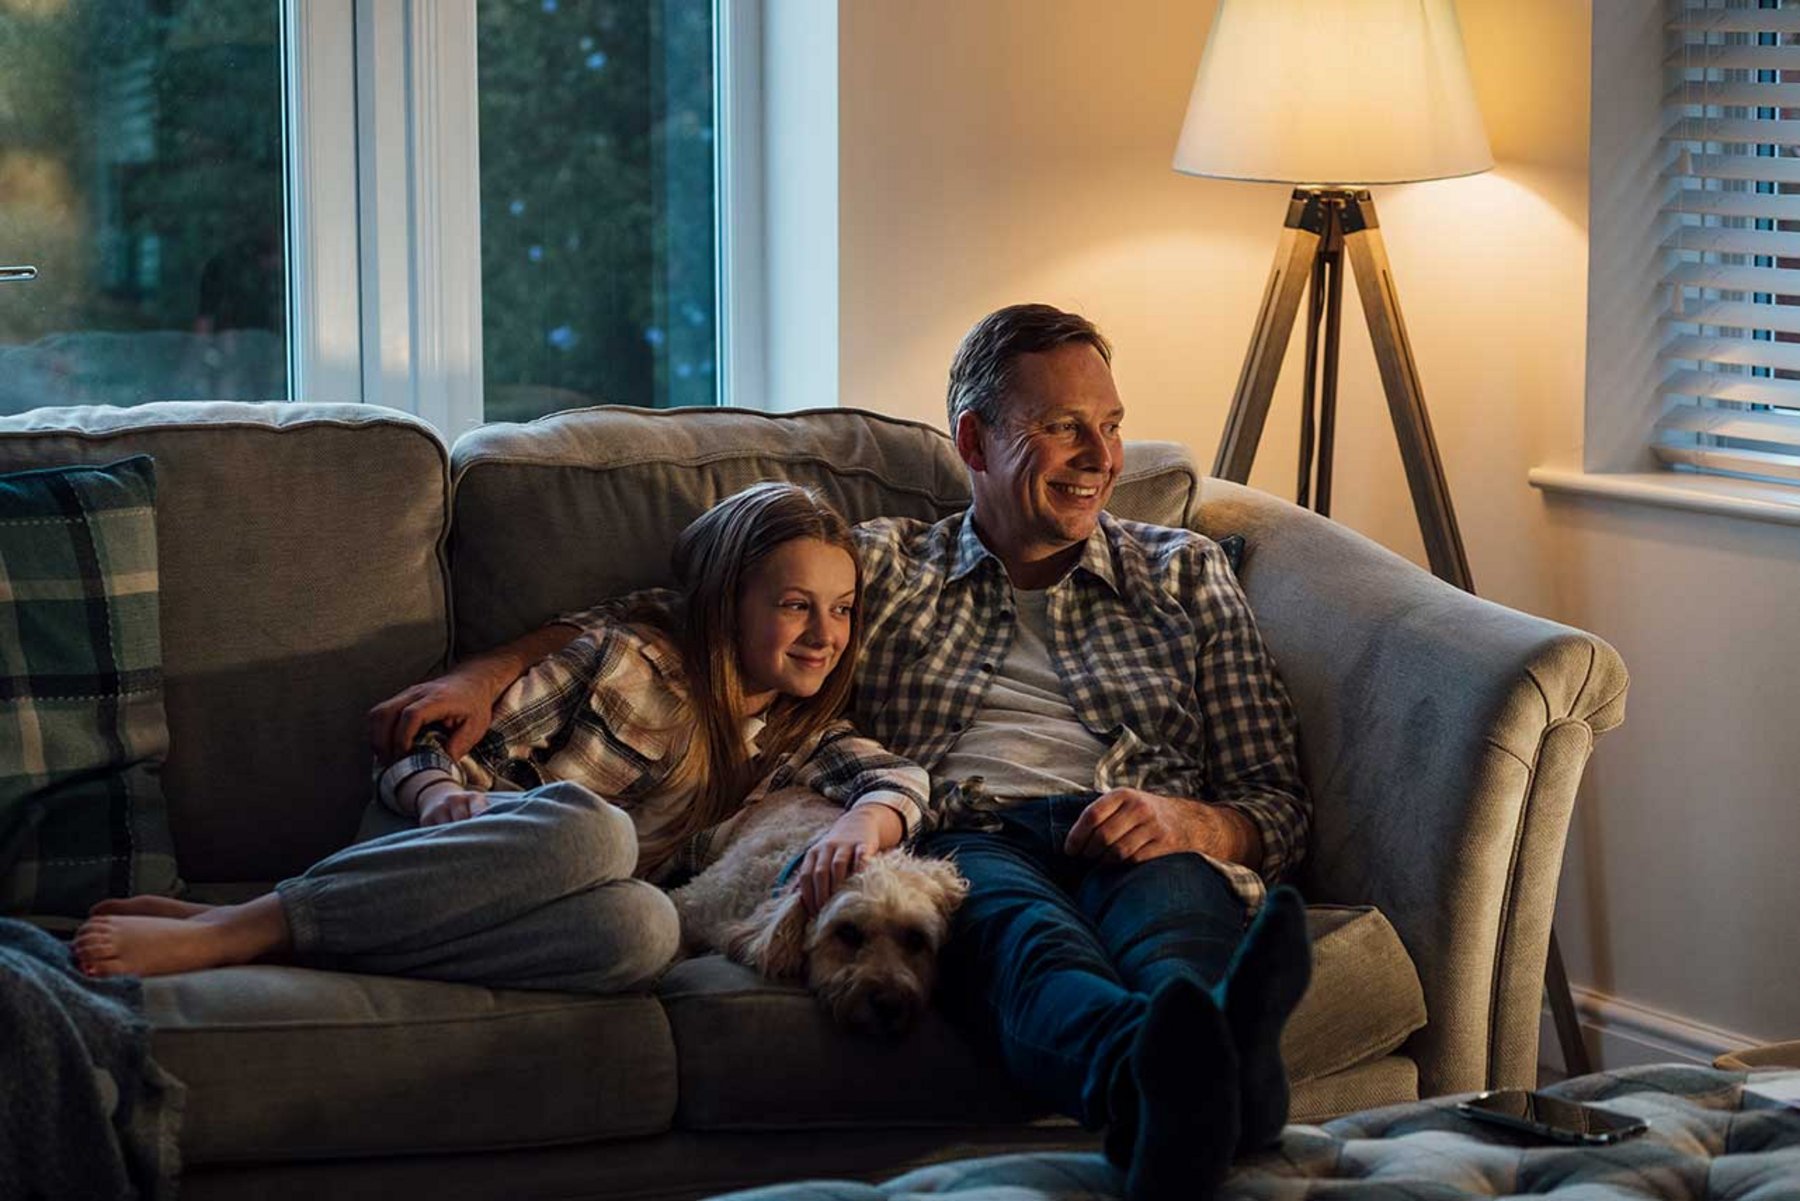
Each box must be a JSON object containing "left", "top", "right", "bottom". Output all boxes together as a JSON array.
[
  {"left": 900, "top": 928, "right": 928, "bottom": 955},
  {"left": 834, "top": 924, "right": 865, "bottom": 949}
]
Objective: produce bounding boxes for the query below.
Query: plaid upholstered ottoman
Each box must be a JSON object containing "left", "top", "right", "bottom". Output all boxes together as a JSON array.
[{"left": 707, "top": 1066, "right": 1800, "bottom": 1200}]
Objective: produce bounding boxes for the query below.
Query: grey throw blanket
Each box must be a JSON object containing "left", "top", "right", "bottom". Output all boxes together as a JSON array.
[
  {"left": 708, "top": 1064, "right": 1800, "bottom": 1201},
  {"left": 0, "top": 918, "right": 185, "bottom": 1200}
]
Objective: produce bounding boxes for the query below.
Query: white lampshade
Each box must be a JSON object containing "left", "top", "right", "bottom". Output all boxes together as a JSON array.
[{"left": 1173, "top": 0, "right": 1493, "bottom": 186}]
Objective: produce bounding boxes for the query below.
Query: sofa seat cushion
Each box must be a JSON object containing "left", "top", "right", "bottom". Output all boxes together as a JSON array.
[
  {"left": 1285, "top": 904, "right": 1427, "bottom": 1082},
  {"left": 144, "top": 964, "right": 677, "bottom": 1165},
  {"left": 659, "top": 905, "right": 1424, "bottom": 1132},
  {"left": 657, "top": 955, "right": 1045, "bottom": 1131}
]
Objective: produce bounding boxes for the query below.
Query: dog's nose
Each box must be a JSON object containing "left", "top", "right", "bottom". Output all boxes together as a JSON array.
[{"left": 869, "top": 993, "right": 911, "bottom": 1038}]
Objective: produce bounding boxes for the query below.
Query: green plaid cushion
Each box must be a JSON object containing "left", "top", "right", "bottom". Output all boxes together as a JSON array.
[{"left": 0, "top": 456, "right": 181, "bottom": 916}]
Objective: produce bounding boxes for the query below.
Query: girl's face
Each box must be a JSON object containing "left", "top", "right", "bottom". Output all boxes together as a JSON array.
[{"left": 735, "top": 537, "right": 857, "bottom": 716}]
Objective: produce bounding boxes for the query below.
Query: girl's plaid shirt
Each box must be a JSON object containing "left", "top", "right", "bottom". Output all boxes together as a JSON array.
[{"left": 374, "top": 619, "right": 930, "bottom": 871}]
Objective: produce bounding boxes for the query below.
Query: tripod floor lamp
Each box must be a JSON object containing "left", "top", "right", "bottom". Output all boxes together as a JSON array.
[{"left": 1173, "top": 0, "right": 1592, "bottom": 1076}]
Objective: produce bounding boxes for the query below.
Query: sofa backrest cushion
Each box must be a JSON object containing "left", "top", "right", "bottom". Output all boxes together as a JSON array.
[
  {"left": 0, "top": 403, "right": 451, "bottom": 883},
  {"left": 448, "top": 406, "right": 1199, "bottom": 656}
]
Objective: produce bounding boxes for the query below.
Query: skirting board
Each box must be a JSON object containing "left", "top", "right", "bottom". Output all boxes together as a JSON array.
[{"left": 1539, "top": 986, "right": 1762, "bottom": 1076}]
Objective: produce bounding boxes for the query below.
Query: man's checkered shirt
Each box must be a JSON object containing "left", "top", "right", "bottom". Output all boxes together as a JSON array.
[{"left": 850, "top": 510, "right": 1309, "bottom": 909}]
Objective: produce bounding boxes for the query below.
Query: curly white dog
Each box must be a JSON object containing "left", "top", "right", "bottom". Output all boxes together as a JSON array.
[{"left": 669, "top": 787, "right": 968, "bottom": 1040}]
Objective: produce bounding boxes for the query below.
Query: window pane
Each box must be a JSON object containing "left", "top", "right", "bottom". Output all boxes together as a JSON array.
[
  {"left": 0, "top": 0, "right": 287, "bottom": 415},
  {"left": 477, "top": 0, "right": 717, "bottom": 421}
]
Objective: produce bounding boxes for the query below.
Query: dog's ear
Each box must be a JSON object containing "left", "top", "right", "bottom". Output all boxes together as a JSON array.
[
  {"left": 726, "top": 891, "right": 810, "bottom": 981},
  {"left": 916, "top": 858, "right": 970, "bottom": 916}
]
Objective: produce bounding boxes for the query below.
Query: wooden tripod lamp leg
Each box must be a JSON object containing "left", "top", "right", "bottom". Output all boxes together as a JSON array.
[
  {"left": 1544, "top": 930, "right": 1592, "bottom": 1076},
  {"left": 1339, "top": 192, "right": 1474, "bottom": 591},
  {"left": 1214, "top": 191, "right": 1329, "bottom": 483}
]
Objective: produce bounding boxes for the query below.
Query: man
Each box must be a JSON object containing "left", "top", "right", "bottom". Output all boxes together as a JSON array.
[{"left": 370, "top": 304, "right": 1311, "bottom": 1201}]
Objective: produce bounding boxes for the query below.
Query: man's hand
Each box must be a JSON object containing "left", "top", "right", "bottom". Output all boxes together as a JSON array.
[
  {"left": 417, "top": 783, "right": 492, "bottom": 826},
  {"left": 797, "top": 804, "right": 905, "bottom": 915},
  {"left": 368, "top": 670, "right": 499, "bottom": 765},
  {"left": 1064, "top": 788, "right": 1261, "bottom": 869},
  {"left": 369, "top": 624, "right": 584, "bottom": 765}
]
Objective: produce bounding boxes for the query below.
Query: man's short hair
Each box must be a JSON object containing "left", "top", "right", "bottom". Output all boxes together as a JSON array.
[{"left": 946, "top": 304, "right": 1113, "bottom": 432}]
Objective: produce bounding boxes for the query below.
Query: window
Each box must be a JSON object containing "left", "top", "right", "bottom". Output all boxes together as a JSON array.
[
  {"left": 1, "top": 0, "right": 749, "bottom": 428},
  {"left": 477, "top": 0, "right": 718, "bottom": 421},
  {"left": 1658, "top": 1, "right": 1800, "bottom": 484},
  {"left": 0, "top": 0, "right": 288, "bottom": 415}
]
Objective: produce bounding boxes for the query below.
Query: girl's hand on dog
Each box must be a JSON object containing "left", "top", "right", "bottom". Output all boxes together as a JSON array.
[
  {"left": 799, "top": 804, "right": 904, "bottom": 914},
  {"left": 417, "top": 784, "right": 492, "bottom": 826}
]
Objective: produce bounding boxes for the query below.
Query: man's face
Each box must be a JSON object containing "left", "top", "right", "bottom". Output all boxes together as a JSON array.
[{"left": 958, "top": 342, "right": 1124, "bottom": 579}]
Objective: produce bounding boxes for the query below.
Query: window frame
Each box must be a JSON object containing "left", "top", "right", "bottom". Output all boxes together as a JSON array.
[
  {"left": 715, "top": 0, "right": 766, "bottom": 412},
  {"left": 285, "top": 0, "right": 363, "bottom": 409},
  {"left": 284, "top": 0, "right": 762, "bottom": 432}
]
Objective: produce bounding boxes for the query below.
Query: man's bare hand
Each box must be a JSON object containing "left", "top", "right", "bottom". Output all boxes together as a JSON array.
[
  {"left": 368, "top": 670, "right": 498, "bottom": 765},
  {"left": 1064, "top": 788, "right": 1260, "bottom": 868},
  {"left": 370, "top": 624, "right": 584, "bottom": 765}
]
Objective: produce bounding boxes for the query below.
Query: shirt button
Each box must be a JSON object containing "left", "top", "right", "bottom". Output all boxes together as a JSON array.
[
  {"left": 998, "top": 610, "right": 1014, "bottom": 622},
  {"left": 979, "top": 662, "right": 995, "bottom": 673},
  {"left": 950, "top": 720, "right": 965, "bottom": 732}
]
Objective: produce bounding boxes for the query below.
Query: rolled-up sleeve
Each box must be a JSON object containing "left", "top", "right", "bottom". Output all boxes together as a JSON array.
[
  {"left": 1189, "top": 544, "right": 1310, "bottom": 886},
  {"left": 783, "top": 722, "right": 932, "bottom": 839}
]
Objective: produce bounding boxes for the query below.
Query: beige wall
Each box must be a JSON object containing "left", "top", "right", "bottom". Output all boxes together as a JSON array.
[{"left": 833, "top": 0, "right": 1800, "bottom": 1050}]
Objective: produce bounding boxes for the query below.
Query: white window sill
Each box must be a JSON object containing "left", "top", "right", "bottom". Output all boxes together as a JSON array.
[{"left": 1528, "top": 466, "right": 1800, "bottom": 528}]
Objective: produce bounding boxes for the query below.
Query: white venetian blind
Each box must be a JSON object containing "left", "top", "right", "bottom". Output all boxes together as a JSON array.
[{"left": 1659, "top": 0, "right": 1800, "bottom": 483}]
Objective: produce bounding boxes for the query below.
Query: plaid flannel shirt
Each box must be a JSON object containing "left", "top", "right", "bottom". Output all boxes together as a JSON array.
[
  {"left": 850, "top": 510, "right": 1309, "bottom": 908},
  {"left": 376, "top": 619, "right": 929, "bottom": 875}
]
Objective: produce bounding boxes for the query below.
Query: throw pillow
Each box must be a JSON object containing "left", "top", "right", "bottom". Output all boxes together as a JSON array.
[{"left": 0, "top": 456, "right": 182, "bottom": 916}]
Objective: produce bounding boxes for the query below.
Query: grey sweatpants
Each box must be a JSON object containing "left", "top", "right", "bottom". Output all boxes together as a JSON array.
[{"left": 273, "top": 781, "right": 679, "bottom": 992}]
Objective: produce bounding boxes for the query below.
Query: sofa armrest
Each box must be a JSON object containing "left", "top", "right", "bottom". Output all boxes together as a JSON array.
[{"left": 1192, "top": 479, "right": 1627, "bottom": 1098}]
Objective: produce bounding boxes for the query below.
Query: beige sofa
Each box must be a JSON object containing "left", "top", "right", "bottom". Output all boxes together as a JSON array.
[{"left": 0, "top": 401, "right": 1627, "bottom": 1201}]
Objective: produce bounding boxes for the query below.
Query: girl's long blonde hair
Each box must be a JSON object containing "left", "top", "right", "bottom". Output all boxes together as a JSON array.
[{"left": 631, "top": 482, "right": 863, "bottom": 876}]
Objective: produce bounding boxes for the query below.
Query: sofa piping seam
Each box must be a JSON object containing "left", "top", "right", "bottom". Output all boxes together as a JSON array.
[
  {"left": 1485, "top": 734, "right": 1536, "bottom": 1087},
  {"left": 0, "top": 414, "right": 443, "bottom": 441},
  {"left": 151, "top": 997, "right": 662, "bottom": 1034},
  {"left": 1484, "top": 715, "right": 1593, "bottom": 1085},
  {"left": 182, "top": 1116, "right": 680, "bottom": 1165},
  {"left": 451, "top": 450, "right": 970, "bottom": 509}
]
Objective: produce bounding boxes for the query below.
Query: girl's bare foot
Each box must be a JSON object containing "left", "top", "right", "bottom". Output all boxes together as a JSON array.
[
  {"left": 72, "top": 894, "right": 291, "bottom": 979},
  {"left": 89, "top": 894, "right": 216, "bottom": 920}
]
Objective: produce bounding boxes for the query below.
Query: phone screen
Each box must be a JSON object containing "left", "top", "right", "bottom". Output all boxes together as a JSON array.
[{"left": 1459, "top": 1090, "right": 1649, "bottom": 1143}]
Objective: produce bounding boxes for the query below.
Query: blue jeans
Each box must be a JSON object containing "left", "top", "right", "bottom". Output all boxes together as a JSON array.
[
  {"left": 917, "top": 793, "right": 1248, "bottom": 1129},
  {"left": 274, "top": 781, "right": 680, "bottom": 992}
]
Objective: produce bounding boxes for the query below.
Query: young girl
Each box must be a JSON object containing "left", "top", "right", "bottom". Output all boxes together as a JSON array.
[{"left": 73, "top": 483, "right": 929, "bottom": 991}]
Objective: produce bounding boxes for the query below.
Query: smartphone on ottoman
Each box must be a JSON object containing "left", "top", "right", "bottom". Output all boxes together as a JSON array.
[{"left": 1457, "top": 1089, "right": 1650, "bottom": 1145}]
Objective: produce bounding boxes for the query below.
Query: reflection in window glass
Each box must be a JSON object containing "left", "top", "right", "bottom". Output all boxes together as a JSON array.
[
  {"left": 478, "top": 0, "right": 716, "bottom": 421},
  {"left": 0, "top": 0, "right": 287, "bottom": 415}
]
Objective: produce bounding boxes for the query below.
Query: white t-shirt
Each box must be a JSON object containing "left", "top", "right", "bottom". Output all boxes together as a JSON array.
[{"left": 933, "top": 584, "right": 1109, "bottom": 798}]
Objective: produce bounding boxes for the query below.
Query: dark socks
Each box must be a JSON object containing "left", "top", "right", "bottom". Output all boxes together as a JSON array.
[
  {"left": 1216, "top": 885, "right": 1312, "bottom": 1153},
  {"left": 1119, "top": 975, "right": 1241, "bottom": 1201}
]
